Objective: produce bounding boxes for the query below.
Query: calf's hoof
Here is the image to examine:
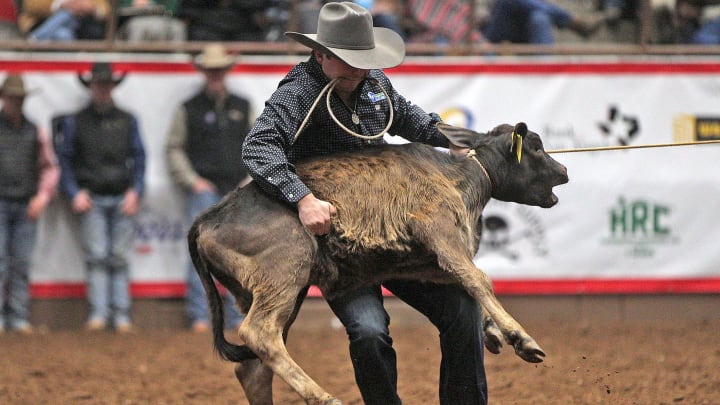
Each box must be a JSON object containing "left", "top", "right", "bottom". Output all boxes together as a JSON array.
[
  {"left": 512, "top": 336, "right": 546, "bottom": 363},
  {"left": 483, "top": 323, "right": 503, "bottom": 355}
]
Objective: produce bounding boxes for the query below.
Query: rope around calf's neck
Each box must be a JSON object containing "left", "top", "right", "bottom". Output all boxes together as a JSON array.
[
  {"left": 294, "top": 77, "right": 394, "bottom": 142},
  {"left": 466, "top": 149, "right": 493, "bottom": 192}
]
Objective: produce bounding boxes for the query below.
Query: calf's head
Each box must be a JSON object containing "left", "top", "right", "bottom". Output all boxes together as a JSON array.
[{"left": 438, "top": 122, "right": 569, "bottom": 208}]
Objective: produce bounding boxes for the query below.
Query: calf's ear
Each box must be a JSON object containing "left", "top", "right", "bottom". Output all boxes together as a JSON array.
[{"left": 436, "top": 122, "right": 477, "bottom": 149}]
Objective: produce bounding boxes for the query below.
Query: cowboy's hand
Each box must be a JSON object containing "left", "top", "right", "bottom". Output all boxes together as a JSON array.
[
  {"left": 72, "top": 189, "right": 93, "bottom": 214},
  {"left": 298, "top": 193, "right": 336, "bottom": 235},
  {"left": 449, "top": 143, "right": 470, "bottom": 157}
]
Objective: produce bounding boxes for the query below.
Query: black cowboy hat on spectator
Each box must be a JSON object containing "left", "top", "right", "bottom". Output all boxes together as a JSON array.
[
  {"left": 78, "top": 62, "right": 127, "bottom": 87},
  {"left": 285, "top": 2, "right": 405, "bottom": 70},
  {"left": 0, "top": 74, "right": 35, "bottom": 97}
]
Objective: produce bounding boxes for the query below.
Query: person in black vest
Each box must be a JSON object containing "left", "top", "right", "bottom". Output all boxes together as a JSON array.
[
  {"left": 55, "top": 63, "right": 146, "bottom": 333},
  {"left": 0, "top": 74, "right": 59, "bottom": 334},
  {"left": 165, "top": 43, "right": 250, "bottom": 333}
]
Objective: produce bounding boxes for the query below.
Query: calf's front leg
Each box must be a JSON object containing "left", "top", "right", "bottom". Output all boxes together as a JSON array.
[
  {"left": 427, "top": 232, "right": 545, "bottom": 363},
  {"left": 456, "top": 262, "right": 545, "bottom": 363}
]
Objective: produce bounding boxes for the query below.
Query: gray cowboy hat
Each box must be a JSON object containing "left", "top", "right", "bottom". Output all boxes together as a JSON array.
[
  {"left": 193, "top": 43, "right": 236, "bottom": 70},
  {"left": 0, "top": 74, "right": 34, "bottom": 97},
  {"left": 78, "top": 62, "right": 127, "bottom": 87},
  {"left": 285, "top": 2, "right": 405, "bottom": 70}
]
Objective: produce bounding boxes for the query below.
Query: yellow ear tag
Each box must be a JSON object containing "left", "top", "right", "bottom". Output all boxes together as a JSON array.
[{"left": 511, "top": 131, "right": 523, "bottom": 162}]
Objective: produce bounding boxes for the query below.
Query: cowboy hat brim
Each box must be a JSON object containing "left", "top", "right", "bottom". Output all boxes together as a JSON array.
[
  {"left": 286, "top": 27, "right": 405, "bottom": 70},
  {"left": 78, "top": 72, "right": 127, "bottom": 87},
  {"left": 193, "top": 55, "right": 235, "bottom": 70}
]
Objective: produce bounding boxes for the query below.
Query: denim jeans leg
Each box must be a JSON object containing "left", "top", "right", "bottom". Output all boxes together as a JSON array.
[
  {"left": 384, "top": 280, "right": 488, "bottom": 405},
  {"left": 693, "top": 19, "right": 720, "bottom": 45},
  {"left": 185, "top": 191, "right": 221, "bottom": 324},
  {"left": 80, "top": 201, "right": 111, "bottom": 322},
  {"left": 107, "top": 196, "right": 134, "bottom": 325},
  {"left": 527, "top": 11, "right": 555, "bottom": 44},
  {"left": 28, "top": 10, "right": 79, "bottom": 41},
  {"left": 6, "top": 202, "right": 36, "bottom": 329},
  {"left": 326, "top": 286, "right": 401, "bottom": 405}
]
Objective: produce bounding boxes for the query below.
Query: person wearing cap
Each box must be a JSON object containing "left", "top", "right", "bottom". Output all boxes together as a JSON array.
[
  {"left": 165, "top": 43, "right": 250, "bottom": 333},
  {"left": 242, "top": 2, "right": 487, "bottom": 404},
  {"left": 0, "top": 74, "right": 60, "bottom": 335},
  {"left": 55, "top": 62, "right": 146, "bottom": 334}
]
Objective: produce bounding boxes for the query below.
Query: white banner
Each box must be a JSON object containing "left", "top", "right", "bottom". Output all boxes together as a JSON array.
[{"left": 2, "top": 57, "right": 719, "bottom": 295}]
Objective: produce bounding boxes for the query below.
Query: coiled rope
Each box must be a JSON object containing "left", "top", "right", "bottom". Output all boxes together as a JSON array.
[{"left": 294, "top": 77, "right": 394, "bottom": 141}]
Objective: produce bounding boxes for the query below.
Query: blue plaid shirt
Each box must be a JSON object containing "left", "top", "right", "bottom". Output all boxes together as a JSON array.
[{"left": 242, "top": 56, "right": 449, "bottom": 205}]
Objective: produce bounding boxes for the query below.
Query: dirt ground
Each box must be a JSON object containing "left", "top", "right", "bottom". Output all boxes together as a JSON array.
[{"left": 1, "top": 299, "right": 719, "bottom": 405}]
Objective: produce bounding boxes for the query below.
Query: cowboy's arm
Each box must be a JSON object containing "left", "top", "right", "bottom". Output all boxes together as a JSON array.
[{"left": 242, "top": 87, "right": 313, "bottom": 205}]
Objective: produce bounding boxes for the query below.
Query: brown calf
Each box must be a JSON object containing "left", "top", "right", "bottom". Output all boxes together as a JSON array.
[{"left": 188, "top": 123, "right": 569, "bottom": 405}]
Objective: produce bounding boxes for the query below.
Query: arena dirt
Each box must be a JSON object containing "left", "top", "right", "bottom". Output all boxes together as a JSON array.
[{"left": 1, "top": 299, "right": 718, "bottom": 405}]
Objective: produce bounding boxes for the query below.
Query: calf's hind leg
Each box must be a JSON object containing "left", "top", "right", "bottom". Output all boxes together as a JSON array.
[
  {"left": 238, "top": 286, "right": 341, "bottom": 405},
  {"left": 234, "top": 288, "right": 310, "bottom": 405}
]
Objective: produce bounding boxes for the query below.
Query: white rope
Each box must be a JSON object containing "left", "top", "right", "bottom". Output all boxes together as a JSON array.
[
  {"left": 294, "top": 77, "right": 394, "bottom": 142},
  {"left": 466, "top": 149, "right": 492, "bottom": 191},
  {"left": 547, "top": 139, "right": 720, "bottom": 154}
]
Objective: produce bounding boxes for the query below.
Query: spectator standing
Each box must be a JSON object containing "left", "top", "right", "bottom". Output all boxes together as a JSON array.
[
  {"left": 55, "top": 63, "right": 146, "bottom": 333},
  {"left": 20, "top": 0, "right": 109, "bottom": 41},
  {"left": 176, "top": 0, "right": 271, "bottom": 41},
  {"left": 165, "top": 43, "right": 249, "bottom": 333},
  {"left": 0, "top": 74, "right": 60, "bottom": 334},
  {"left": 0, "top": 0, "right": 22, "bottom": 39},
  {"left": 242, "top": 3, "right": 487, "bottom": 404},
  {"left": 483, "top": 0, "right": 606, "bottom": 44}
]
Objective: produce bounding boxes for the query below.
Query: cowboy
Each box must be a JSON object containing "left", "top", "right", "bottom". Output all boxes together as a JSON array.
[
  {"left": 55, "top": 62, "right": 146, "bottom": 333},
  {"left": 241, "top": 2, "right": 488, "bottom": 404},
  {"left": 165, "top": 43, "right": 250, "bottom": 333},
  {"left": 0, "top": 74, "right": 59, "bottom": 334}
]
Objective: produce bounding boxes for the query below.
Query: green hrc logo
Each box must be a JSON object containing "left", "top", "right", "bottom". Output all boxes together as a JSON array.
[{"left": 601, "top": 197, "right": 679, "bottom": 257}]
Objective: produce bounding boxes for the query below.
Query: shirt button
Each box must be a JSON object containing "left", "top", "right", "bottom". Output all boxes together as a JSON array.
[{"left": 288, "top": 193, "right": 294, "bottom": 198}]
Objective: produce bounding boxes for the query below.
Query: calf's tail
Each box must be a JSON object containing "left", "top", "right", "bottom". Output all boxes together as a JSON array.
[{"left": 188, "top": 222, "right": 258, "bottom": 362}]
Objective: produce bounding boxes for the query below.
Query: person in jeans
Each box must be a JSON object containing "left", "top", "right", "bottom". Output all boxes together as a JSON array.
[
  {"left": 165, "top": 43, "right": 250, "bottom": 332},
  {"left": 55, "top": 62, "right": 146, "bottom": 333},
  {"left": 21, "top": 0, "right": 109, "bottom": 41},
  {"left": 242, "top": 3, "right": 487, "bottom": 404},
  {"left": 483, "top": 0, "right": 607, "bottom": 44},
  {"left": 0, "top": 74, "right": 60, "bottom": 334}
]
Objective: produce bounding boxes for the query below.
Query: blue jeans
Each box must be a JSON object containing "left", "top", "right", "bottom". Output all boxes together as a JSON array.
[
  {"left": 327, "top": 281, "right": 487, "bottom": 405},
  {"left": 79, "top": 194, "right": 134, "bottom": 326},
  {"left": 693, "top": 18, "right": 720, "bottom": 45},
  {"left": 0, "top": 199, "right": 36, "bottom": 330},
  {"left": 186, "top": 191, "right": 243, "bottom": 328},
  {"left": 28, "top": 9, "right": 78, "bottom": 41},
  {"left": 484, "top": 0, "right": 572, "bottom": 44}
]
